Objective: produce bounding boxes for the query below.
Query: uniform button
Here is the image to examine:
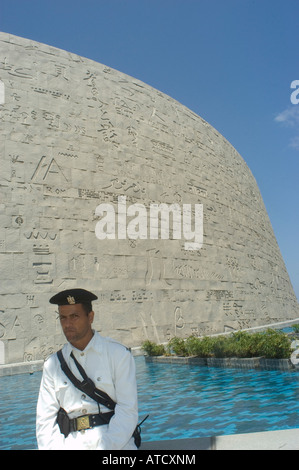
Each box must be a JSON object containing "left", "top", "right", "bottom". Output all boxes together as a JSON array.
[
  {"left": 80, "top": 352, "right": 84, "bottom": 356},
  {"left": 64, "top": 381, "right": 67, "bottom": 385},
  {"left": 81, "top": 394, "right": 86, "bottom": 399},
  {"left": 97, "top": 377, "right": 101, "bottom": 381},
  {"left": 82, "top": 409, "right": 87, "bottom": 414}
]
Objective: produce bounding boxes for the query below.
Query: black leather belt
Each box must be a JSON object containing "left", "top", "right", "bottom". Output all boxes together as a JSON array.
[{"left": 69, "top": 411, "right": 114, "bottom": 433}]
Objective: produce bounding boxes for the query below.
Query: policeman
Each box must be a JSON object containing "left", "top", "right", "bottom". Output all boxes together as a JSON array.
[{"left": 36, "top": 288, "right": 138, "bottom": 450}]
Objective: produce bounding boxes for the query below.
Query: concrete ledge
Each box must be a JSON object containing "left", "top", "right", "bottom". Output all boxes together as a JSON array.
[
  {"left": 214, "top": 428, "right": 299, "bottom": 450},
  {"left": 140, "top": 428, "right": 299, "bottom": 450},
  {"left": 145, "top": 355, "right": 297, "bottom": 371},
  {"left": 0, "top": 360, "right": 44, "bottom": 377}
]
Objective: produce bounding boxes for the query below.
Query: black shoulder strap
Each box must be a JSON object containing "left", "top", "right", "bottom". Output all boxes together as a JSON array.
[{"left": 57, "top": 349, "right": 116, "bottom": 411}]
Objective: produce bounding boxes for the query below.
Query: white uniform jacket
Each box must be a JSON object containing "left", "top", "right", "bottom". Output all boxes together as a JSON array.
[{"left": 36, "top": 331, "right": 138, "bottom": 450}]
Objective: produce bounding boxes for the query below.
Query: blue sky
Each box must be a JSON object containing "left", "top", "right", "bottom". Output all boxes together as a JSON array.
[{"left": 1, "top": 0, "right": 299, "bottom": 299}]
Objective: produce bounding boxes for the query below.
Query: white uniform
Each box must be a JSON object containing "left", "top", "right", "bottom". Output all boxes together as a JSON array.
[{"left": 36, "top": 331, "right": 138, "bottom": 450}]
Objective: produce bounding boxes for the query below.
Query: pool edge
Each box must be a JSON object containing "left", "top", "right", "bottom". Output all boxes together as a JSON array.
[{"left": 140, "top": 427, "right": 299, "bottom": 450}]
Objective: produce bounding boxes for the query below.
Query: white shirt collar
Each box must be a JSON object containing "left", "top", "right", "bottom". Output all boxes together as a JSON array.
[{"left": 64, "top": 330, "right": 103, "bottom": 357}]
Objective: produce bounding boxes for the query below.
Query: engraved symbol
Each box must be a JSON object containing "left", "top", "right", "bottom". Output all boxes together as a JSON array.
[
  {"left": 33, "top": 262, "right": 53, "bottom": 285},
  {"left": 31, "top": 156, "right": 67, "bottom": 183},
  {"left": 0, "top": 80, "right": 4, "bottom": 105},
  {"left": 0, "top": 322, "right": 5, "bottom": 339},
  {"left": 15, "top": 216, "right": 24, "bottom": 226},
  {"left": 175, "top": 306, "right": 185, "bottom": 334}
]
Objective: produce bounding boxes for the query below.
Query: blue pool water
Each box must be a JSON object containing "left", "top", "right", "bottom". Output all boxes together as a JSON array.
[{"left": 0, "top": 356, "right": 299, "bottom": 449}]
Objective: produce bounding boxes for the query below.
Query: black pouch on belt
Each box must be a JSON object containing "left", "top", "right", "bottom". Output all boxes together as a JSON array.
[{"left": 57, "top": 407, "right": 70, "bottom": 438}]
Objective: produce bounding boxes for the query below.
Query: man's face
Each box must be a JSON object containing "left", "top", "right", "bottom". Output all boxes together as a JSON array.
[{"left": 58, "top": 303, "right": 94, "bottom": 346}]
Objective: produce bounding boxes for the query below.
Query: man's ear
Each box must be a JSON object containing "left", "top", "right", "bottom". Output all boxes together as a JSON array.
[{"left": 89, "top": 310, "right": 95, "bottom": 324}]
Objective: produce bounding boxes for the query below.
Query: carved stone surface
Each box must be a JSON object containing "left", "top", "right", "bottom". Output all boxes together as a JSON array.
[{"left": 0, "top": 32, "right": 298, "bottom": 364}]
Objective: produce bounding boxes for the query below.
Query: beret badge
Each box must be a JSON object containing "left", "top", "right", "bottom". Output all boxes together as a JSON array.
[{"left": 67, "top": 295, "right": 76, "bottom": 305}]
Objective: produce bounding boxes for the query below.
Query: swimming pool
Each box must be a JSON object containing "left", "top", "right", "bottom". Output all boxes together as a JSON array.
[{"left": 0, "top": 356, "right": 298, "bottom": 449}]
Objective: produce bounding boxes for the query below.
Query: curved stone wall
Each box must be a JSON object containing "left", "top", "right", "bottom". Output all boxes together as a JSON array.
[{"left": 0, "top": 32, "right": 298, "bottom": 364}]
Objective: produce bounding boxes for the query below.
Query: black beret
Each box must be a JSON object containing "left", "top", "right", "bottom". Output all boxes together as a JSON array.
[{"left": 49, "top": 288, "right": 98, "bottom": 306}]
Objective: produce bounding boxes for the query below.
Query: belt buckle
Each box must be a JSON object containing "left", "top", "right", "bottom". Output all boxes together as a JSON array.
[{"left": 76, "top": 415, "right": 91, "bottom": 431}]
